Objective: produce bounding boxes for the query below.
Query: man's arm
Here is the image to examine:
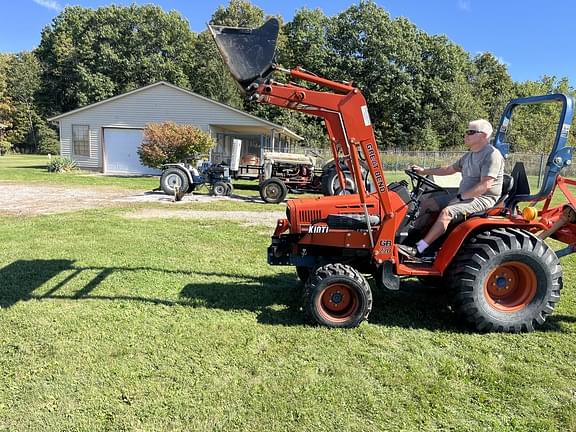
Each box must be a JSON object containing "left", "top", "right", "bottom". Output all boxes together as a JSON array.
[
  {"left": 411, "top": 165, "right": 458, "bottom": 176},
  {"left": 460, "top": 176, "right": 495, "bottom": 199}
]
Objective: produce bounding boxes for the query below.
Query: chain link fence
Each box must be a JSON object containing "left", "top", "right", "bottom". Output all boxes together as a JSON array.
[
  {"left": 380, "top": 150, "right": 575, "bottom": 187},
  {"left": 300, "top": 147, "right": 574, "bottom": 187}
]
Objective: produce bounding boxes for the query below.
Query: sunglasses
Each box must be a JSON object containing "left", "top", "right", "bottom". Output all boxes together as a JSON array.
[{"left": 465, "top": 130, "right": 484, "bottom": 136}]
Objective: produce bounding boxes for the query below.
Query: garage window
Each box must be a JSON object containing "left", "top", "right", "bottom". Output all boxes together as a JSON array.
[{"left": 72, "top": 125, "right": 90, "bottom": 157}]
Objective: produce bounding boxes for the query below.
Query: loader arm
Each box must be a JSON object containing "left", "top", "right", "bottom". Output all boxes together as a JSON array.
[
  {"left": 210, "top": 19, "right": 399, "bottom": 261},
  {"left": 246, "top": 67, "right": 397, "bottom": 260}
]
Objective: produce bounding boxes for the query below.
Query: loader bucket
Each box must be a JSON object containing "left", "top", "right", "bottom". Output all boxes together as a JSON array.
[{"left": 208, "top": 18, "right": 279, "bottom": 89}]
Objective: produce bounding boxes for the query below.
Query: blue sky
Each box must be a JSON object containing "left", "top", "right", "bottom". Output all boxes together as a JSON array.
[{"left": 2, "top": 0, "right": 575, "bottom": 86}]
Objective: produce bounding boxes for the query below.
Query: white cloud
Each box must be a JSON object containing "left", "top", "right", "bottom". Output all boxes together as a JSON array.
[
  {"left": 475, "top": 51, "right": 511, "bottom": 68},
  {"left": 457, "top": 0, "right": 471, "bottom": 12},
  {"left": 32, "top": 0, "right": 63, "bottom": 11},
  {"left": 494, "top": 56, "right": 510, "bottom": 67}
]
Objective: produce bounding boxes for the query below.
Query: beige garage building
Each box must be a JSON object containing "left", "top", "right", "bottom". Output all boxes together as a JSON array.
[{"left": 48, "top": 81, "right": 301, "bottom": 174}]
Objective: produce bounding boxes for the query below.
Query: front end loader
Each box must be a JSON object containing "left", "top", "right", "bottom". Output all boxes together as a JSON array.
[{"left": 210, "top": 18, "right": 576, "bottom": 332}]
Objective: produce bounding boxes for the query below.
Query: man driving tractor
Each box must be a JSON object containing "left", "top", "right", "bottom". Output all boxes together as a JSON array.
[{"left": 399, "top": 119, "right": 505, "bottom": 259}]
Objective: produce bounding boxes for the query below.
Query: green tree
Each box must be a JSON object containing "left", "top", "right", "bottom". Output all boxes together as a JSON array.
[
  {"left": 0, "top": 54, "right": 15, "bottom": 153},
  {"left": 472, "top": 53, "right": 514, "bottom": 127},
  {"left": 210, "top": 0, "right": 265, "bottom": 27},
  {"left": 36, "top": 5, "right": 196, "bottom": 116},
  {"left": 4, "top": 52, "right": 43, "bottom": 152},
  {"left": 0, "top": 54, "right": 11, "bottom": 101},
  {"left": 324, "top": 1, "right": 481, "bottom": 149},
  {"left": 507, "top": 76, "right": 575, "bottom": 152},
  {"left": 280, "top": 8, "right": 332, "bottom": 75}
]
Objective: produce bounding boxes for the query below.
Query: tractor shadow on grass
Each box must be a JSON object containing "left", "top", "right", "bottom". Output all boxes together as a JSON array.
[
  {"left": 179, "top": 272, "right": 305, "bottom": 325},
  {"left": 180, "top": 276, "right": 572, "bottom": 332},
  {"left": 178, "top": 276, "right": 460, "bottom": 329},
  {"left": 0, "top": 259, "right": 76, "bottom": 308},
  {"left": 0, "top": 259, "right": 305, "bottom": 325},
  {"left": 0, "top": 259, "right": 570, "bottom": 332}
]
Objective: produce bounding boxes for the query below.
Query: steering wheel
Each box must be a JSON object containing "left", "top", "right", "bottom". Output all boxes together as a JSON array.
[{"left": 404, "top": 169, "right": 445, "bottom": 193}]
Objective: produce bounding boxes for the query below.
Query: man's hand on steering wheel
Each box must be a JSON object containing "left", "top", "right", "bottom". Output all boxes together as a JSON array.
[
  {"left": 410, "top": 164, "right": 425, "bottom": 174},
  {"left": 404, "top": 167, "right": 445, "bottom": 193}
]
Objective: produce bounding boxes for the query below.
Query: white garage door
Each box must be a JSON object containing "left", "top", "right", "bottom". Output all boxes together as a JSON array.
[{"left": 103, "top": 128, "right": 159, "bottom": 175}]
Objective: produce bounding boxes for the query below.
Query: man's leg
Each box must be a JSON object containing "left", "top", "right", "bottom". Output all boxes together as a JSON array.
[
  {"left": 398, "top": 197, "right": 491, "bottom": 258},
  {"left": 422, "top": 207, "right": 454, "bottom": 246}
]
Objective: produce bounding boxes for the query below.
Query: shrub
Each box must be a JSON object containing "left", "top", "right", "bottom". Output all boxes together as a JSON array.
[
  {"left": 0, "top": 139, "right": 11, "bottom": 155},
  {"left": 138, "top": 122, "right": 216, "bottom": 168},
  {"left": 47, "top": 156, "right": 77, "bottom": 173}
]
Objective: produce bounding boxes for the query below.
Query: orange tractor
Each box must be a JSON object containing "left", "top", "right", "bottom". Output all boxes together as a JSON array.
[{"left": 210, "top": 18, "right": 576, "bottom": 332}]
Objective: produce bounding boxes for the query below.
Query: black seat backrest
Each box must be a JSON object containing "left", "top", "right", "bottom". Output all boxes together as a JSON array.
[
  {"left": 493, "top": 174, "right": 514, "bottom": 207},
  {"left": 501, "top": 174, "right": 514, "bottom": 197},
  {"left": 504, "top": 162, "right": 530, "bottom": 207}
]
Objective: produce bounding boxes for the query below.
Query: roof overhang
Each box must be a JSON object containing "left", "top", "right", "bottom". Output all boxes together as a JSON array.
[{"left": 47, "top": 82, "right": 302, "bottom": 141}]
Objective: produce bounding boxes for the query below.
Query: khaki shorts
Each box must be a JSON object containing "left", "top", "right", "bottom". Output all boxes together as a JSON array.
[
  {"left": 414, "top": 192, "right": 496, "bottom": 229},
  {"left": 445, "top": 196, "right": 496, "bottom": 221}
]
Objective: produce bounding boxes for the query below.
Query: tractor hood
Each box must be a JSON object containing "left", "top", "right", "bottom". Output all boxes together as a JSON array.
[
  {"left": 287, "top": 194, "right": 382, "bottom": 234},
  {"left": 208, "top": 18, "right": 279, "bottom": 89}
]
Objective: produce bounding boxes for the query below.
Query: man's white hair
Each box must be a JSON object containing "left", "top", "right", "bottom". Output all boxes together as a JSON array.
[{"left": 469, "top": 119, "right": 493, "bottom": 138}]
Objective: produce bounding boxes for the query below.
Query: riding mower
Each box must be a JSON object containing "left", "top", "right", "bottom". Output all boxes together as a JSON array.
[
  {"left": 210, "top": 18, "right": 575, "bottom": 332},
  {"left": 159, "top": 160, "right": 233, "bottom": 198}
]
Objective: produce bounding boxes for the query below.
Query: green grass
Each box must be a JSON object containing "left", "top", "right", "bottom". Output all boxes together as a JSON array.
[
  {"left": 0, "top": 206, "right": 575, "bottom": 431},
  {"left": 0, "top": 155, "right": 159, "bottom": 190}
]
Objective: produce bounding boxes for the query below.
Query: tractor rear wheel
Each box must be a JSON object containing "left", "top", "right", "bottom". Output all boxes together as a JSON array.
[
  {"left": 449, "top": 227, "right": 562, "bottom": 332},
  {"left": 304, "top": 263, "right": 372, "bottom": 328},
  {"left": 160, "top": 168, "right": 190, "bottom": 196},
  {"left": 321, "top": 167, "right": 356, "bottom": 196},
  {"left": 259, "top": 178, "right": 288, "bottom": 203}
]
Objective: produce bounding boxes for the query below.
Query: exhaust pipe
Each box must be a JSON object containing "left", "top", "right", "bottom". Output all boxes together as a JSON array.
[{"left": 208, "top": 18, "right": 280, "bottom": 90}]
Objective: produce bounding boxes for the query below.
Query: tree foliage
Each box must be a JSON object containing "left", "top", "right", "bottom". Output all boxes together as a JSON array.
[
  {"left": 138, "top": 122, "right": 216, "bottom": 168},
  {"left": 36, "top": 5, "right": 196, "bottom": 116},
  {"left": 0, "top": 0, "right": 573, "bottom": 156},
  {"left": 506, "top": 76, "right": 575, "bottom": 152}
]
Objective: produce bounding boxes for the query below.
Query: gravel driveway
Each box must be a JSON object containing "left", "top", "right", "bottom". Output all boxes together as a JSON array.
[{"left": 0, "top": 182, "right": 284, "bottom": 225}]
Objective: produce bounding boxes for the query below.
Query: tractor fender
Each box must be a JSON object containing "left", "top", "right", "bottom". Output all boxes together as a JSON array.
[{"left": 432, "top": 217, "right": 546, "bottom": 274}]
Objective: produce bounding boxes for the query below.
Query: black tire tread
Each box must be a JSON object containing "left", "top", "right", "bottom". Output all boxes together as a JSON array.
[
  {"left": 259, "top": 178, "right": 288, "bottom": 203},
  {"left": 449, "top": 227, "right": 562, "bottom": 333},
  {"left": 303, "top": 263, "right": 372, "bottom": 328},
  {"left": 160, "top": 168, "right": 190, "bottom": 196}
]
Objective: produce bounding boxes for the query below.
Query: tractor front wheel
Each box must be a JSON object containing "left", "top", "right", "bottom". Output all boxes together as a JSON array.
[
  {"left": 304, "top": 263, "right": 372, "bottom": 328},
  {"left": 225, "top": 182, "right": 234, "bottom": 196},
  {"left": 259, "top": 178, "right": 288, "bottom": 203},
  {"left": 449, "top": 227, "right": 562, "bottom": 332},
  {"left": 211, "top": 181, "right": 228, "bottom": 196}
]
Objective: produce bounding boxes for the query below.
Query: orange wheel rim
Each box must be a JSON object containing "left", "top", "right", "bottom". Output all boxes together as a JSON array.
[
  {"left": 317, "top": 283, "right": 359, "bottom": 322},
  {"left": 484, "top": 262, "right": 537, "bottom": 312}
]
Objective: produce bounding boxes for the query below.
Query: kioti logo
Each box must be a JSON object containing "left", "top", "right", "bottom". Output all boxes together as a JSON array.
[{"left": 308, "top": 224, "right": 329, "bottom": 234}]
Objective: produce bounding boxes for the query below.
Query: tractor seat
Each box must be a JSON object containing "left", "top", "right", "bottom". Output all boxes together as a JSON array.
[
  {"left": 465, "top": 173, "right": 514, "bottom": 219},
  {"left": 495, "top": 173, "right": 515, "bottom": 207}
]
